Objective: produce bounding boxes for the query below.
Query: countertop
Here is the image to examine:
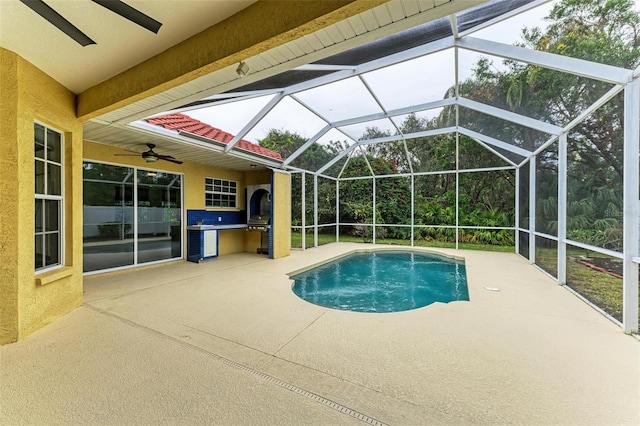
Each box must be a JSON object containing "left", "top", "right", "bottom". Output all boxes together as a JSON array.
[{"left": 186, "top": 224, "right": 248, "bottom": 231}]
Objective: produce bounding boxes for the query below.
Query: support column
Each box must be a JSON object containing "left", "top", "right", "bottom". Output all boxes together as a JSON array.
[
  {"left": 622, "top": 78, "right": 639, "bottom": 334},
  {"left": 314, "top": 174, "right": 318, "bottom": 248},
  {"left": 515, "top": 167, "right": 520, "bottom": 254},
  {"left": 455, "top": 132, "right": 460, "bottom": 250},
  {"left": 372, "top": 177, "right": 376, "bottom": 244},
  {"left": 411, "top": 174, "right": 415, "bottom": 247},
  {"left": 557, "top": 133, "right": 568, "bottom": 284},
  {"left": 336, "top": 179, "right": 340, "bottom": 242},
  {"left": 301, "top": 172, "right": 305, "bottom": 250},
  {"left": 529, "top": 156, "right": 536, "bottom": 264}
]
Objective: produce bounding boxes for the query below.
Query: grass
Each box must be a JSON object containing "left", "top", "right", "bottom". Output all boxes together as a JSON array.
[
  {"left": 290, "top": 230, "right": 515, "bottom": 252},
  {"left": 566, "top": 259, "right": 624, "bottom": 321},
  {"left": 535, "top": 247, "right": 638, "bottom": 324}
]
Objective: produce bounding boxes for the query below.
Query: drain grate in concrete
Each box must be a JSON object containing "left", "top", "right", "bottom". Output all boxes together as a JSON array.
[{"left": 85, "top": 304, "right": 388, "bottom": 426}]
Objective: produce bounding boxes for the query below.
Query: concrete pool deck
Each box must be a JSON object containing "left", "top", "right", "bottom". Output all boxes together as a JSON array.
[{"left": 1, "top": 243, "right": 638, "bottom": 425}]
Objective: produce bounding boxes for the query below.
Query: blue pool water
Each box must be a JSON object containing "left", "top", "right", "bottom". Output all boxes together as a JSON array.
[{"left": 291, "top": 251, "right": 469, "bottom": 313}]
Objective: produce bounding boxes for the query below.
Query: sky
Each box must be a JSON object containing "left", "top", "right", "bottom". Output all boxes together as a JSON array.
[{"left": 183, "top": 0, "right": 580, "bottom": 147}]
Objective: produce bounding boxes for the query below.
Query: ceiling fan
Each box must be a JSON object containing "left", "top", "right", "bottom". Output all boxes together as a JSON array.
[
  {"left": 19, "top": 0, "right": 162, "bottom": 47},
  {"left": 114, "top": 143, "right": 183, "bottom": 164}
]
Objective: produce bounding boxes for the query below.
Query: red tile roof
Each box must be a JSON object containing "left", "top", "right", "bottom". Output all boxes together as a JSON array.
[{"left": 146, "top": 113, "right": 283, "bottom": 161}]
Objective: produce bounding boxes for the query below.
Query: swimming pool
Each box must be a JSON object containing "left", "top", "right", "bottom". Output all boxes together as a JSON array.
[{"left": 290, "top": 250, "right": 469, "bottom": 313}]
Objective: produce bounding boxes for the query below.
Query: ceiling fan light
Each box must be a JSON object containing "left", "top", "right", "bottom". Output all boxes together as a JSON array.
[{"left": 141, "top": 149, "right": 159, "bottom": 162}]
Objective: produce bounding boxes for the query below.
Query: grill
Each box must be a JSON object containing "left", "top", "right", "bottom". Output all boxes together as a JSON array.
[{"left": 247, "top": 215, "right": 270, "bottom": 232}]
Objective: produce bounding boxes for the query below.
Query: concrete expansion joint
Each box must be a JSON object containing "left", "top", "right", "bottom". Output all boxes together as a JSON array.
[
  {"left": 83, "top": 304, "right": 388, "bottom": 426},
  {"left": 270, "top": 310, "right": 328, "bottom": 359}
]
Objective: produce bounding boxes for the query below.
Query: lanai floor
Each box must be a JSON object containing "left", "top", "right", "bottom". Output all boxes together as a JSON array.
[{"left": 1, "top": 243, "right": 638, "bottom": 425}]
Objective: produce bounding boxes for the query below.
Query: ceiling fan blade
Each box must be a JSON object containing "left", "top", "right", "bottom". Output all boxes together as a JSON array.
[
  {"left": 20, "top": 0, "right": 95, "bottom": 46},
  {"left": 92, "top": 0, "right": 162, "bottom": 34},
  {"left": 158, "top": 156, "right": 183, "bottom": 165},
  {"left": 119, "top": 147, "right": 144, "bottom": 154}
]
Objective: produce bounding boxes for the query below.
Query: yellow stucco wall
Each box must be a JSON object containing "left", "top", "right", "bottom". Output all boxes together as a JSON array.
[
  {"left": 272, "top": 170, "right": 291, "bottom": 259},
  {"left": 245, "top": 170, "right": 271, "bottom": 186},
  {"left": 0, "top": 49, "right": 83, "bottom": 345},
  {"left": 218, "top": 229, "right": 247, "bottom": 255},
  {"left": 0, "top": 48, "right": 19, "bottom": 344}
]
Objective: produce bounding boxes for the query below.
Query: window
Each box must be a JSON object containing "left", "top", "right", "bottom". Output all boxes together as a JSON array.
[
  {"left": 35, "top": 123, "right": 63, "bottom": 271},
  {"left": 205, "top": 178, "right": 237, "bottom": 208}
]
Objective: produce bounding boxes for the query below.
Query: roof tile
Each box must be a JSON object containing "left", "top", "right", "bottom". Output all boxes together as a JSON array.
[{"left": 145, "top": 113, "right": 282, "bottom": 161}]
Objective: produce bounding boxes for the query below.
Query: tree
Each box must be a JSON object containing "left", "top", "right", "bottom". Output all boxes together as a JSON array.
[
  {"left": 447, "top": 0, "right": 639, "bottom": 247},
  {"left": 259, "top": 129, "right": 339, "bottom": 172}
]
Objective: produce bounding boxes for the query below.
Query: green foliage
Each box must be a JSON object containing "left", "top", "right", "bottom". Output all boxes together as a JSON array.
[{"left": 259, "top": 129, "right": 342, "bottom": 172}]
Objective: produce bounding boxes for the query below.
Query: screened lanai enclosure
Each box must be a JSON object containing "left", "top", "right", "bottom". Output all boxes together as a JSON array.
[{"left": 131, "top": 0, "right": 639, "bottom": 333}]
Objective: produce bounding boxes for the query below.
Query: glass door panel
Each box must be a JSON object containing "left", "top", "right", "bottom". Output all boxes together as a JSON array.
[
  {"left": 137, "top": 170, "right": 182, "bottom": 264},
  {"left": 83, "top": 163, "right": 135, "bottom": 272}
]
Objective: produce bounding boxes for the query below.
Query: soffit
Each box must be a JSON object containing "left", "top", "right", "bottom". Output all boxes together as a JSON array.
[{"left": 83, "top": 120, "right": 278, "bottom": 171}]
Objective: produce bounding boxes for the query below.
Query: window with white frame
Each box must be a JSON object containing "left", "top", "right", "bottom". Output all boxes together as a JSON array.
[
  {"left": 205, "top": 178, "right": 237, "bottom": 208},
  {"left": 35, "top": 123, "right": 63, "bottom": 271}
]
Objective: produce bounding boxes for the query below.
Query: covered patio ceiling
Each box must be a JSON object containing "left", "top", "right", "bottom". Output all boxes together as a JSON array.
[{"left": 83, "top": 0, "right": 637, "bottom": 174}]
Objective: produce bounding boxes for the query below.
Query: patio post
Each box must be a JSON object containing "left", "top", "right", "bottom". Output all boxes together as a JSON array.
[
  {"left": 515, "top": 167, "right": 520, "bottom": 254},
  {"left": 529, "top": 155, "right": 536, "bottom": 264},
  {"left": 411, "top": 174, "right": 414, "bottom": 247},
  {"left": 557, "top": 133, "right": 567, "bottom": 284},
  {"left": 301, "top": 171, "right": 305, "bottom": 250},
  {"left": 314, "top": 173, "right": 318, "bottom": 248},
  {"left": 622, "top": 78, "right": 639, "bottom": 333},
  {"left": 372, "top": 177, "right": 376, "bottom": 244},
  {"left": 455, "top": 132, "right": 459, "bottom": 250},
  {"left": 336, "top": 178, "right": 340, "bottom": 243}
]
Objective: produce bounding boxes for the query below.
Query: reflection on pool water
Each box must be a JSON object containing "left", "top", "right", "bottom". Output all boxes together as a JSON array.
[{"left": 291, "top": 250, "right": 469, "bottom": 313}]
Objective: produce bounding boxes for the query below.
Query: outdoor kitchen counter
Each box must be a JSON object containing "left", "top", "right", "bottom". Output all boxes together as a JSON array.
[
  {"left": 186, "top": 224, "right": 250, "bottom": 262},
  {"left": 186, "top": 224, "right": 248, "bottom": 231}
]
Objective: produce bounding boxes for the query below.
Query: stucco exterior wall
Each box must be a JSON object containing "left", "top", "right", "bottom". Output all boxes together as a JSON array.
[
  {"left": 0, "top": 49, "right": 20, "bottom": 344},
  {"left": 272, "top": 170, "right": 291, "bottom": 259},
  {"left": 0, "top": 49, "right": 83, "bottom": 344}
]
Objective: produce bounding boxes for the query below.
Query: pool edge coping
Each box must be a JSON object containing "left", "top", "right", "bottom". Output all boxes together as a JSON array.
[{"left": 286, "top": 246, "right": 466, "bottom": 279}]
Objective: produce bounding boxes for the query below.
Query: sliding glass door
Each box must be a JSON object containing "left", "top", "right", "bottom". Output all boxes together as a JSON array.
[
  {"left": 137, "top": 170, "right": 182, "bottom": 263},
  {"left": 82, "top": 162, "right": 182, "bottom": 273}
]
